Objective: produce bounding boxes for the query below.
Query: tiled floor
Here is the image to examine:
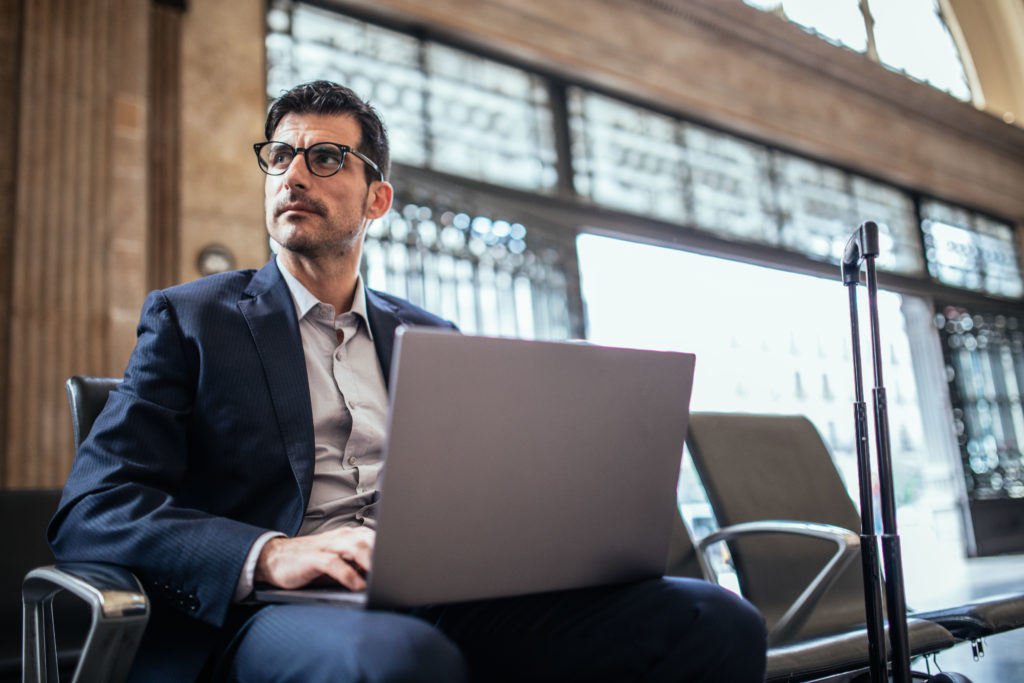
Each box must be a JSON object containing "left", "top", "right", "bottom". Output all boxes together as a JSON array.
[
  {"left": 927, "top": 628, "right": 1024, "bottom": 682},
  {"left": 907, "top": 554, "right": 1024, "bottom": 682}
]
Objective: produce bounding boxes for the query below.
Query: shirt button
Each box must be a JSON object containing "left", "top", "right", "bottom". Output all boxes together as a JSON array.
[{"left": 348, "top": 456, "right": 357, "bottom": 466}]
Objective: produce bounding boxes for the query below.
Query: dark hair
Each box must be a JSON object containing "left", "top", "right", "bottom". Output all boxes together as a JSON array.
[{"left": 264, "top": 80, "right": 390, "bottom": 183}]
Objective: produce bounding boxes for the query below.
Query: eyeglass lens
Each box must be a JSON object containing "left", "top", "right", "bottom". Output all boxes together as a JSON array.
[{"left": 259, "top": 142, "right": 347, "bottom": 177}]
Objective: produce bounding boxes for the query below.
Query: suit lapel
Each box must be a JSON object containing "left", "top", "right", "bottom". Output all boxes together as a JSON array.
[
  {"left": 234, "top": 268, "right": 415, "bottom": 521},
  {"left": 238, "top": 261, "right": 316, "bottom": 519},
  {"left": 365, "top": 289, "right": 403, "bottom": 391}
]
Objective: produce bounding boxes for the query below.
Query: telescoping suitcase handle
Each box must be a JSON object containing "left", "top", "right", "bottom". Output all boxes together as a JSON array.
[
  {"left": 842, "top": 220, "right": 911, "bottom": 683},
  {"left": 841, "top": 221, "right": 880, "bottom": 285}
]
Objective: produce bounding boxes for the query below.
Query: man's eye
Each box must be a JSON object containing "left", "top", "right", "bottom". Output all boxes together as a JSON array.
[
  {"left": 313, "top": 152, "right": 343, "bottom": 166},
  {"left": 265, "top": 144, "right": 293, "bottom": 166}
]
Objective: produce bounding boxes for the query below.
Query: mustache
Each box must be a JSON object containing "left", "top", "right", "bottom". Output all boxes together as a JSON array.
[{"left": 273, "top": 192, "right": 327, "bottom": 217}]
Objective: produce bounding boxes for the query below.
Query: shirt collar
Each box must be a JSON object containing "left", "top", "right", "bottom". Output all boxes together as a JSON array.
[{"left": 276, "top": 255, "right": 374, "bottom": 340}]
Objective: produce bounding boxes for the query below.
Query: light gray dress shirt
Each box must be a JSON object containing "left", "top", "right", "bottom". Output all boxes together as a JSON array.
[{"left": 234, "top": 257, "right": 390, "bottom": 599}]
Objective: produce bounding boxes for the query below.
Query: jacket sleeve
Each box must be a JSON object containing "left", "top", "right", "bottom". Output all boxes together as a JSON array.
[{"left": 48, "top": 289, "right": 271, "bottom": 629}]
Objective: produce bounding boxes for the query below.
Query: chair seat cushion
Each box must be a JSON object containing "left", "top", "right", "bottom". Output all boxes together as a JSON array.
[
  {"left": 766, "top": 618, "right": 955, "bottom": 682},
  {"left": 913, "top": 592, "right": 1024, "bottom": 640}
]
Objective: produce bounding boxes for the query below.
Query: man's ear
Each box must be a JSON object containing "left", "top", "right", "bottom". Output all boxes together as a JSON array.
[{"left": 365, "top": 181, "right": 393, "bottom": 220}]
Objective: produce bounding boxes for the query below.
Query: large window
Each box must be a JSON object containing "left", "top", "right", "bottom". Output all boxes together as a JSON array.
[
  {"left": 937, "top": 304, "right": 1024, "bottom": 555},
  {"left": 576, "top": 234, "right": 930, "bottom": 503},
  {"left": 922, "top": 200, "right": 1023, "bottom": 298},
  {"left": 268, "top": 2, "right": 557, "bottom": 190},
  {"left": 363, "top": 194, "right": 576, "bottom": 340},
  {"left": 267, "top": 0, "right": 1015, "bottom": 287},
  {"left": 939, "top": 305, "right": 1024, "bottom": 502},
  {"left": 743, "top": 0, "right": 973, "bottom": 100},
  {"left": 568, "top": 89, "right": 925, "bottom": 275},
  {"left": 569, "top": 91, "right": 691, "bottom": 224},
  {"left": 577, "top": 233, "right": 967, "bottom": 602}
]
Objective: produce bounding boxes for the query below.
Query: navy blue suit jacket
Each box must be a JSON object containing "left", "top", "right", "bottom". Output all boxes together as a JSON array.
[{"left": 48, "top": 259, "right": 455, "bottom": 680}]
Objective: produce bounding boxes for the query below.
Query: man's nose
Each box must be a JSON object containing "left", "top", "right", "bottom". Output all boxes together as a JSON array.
[{"left": 280, "top": 153, "right": 312, "bottom": 189}]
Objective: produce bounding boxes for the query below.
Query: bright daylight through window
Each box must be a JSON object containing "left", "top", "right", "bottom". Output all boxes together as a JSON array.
[
  {"left": 577, "top": 233, "right": 969, "bottom": 605},
  {"left": 743, "top": 0, "right": 972, "bottom": 100}
]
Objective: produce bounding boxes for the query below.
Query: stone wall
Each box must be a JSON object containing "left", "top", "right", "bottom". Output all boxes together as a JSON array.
[{"left": 0, "top": 0, "right": 263, "bottom": 487}]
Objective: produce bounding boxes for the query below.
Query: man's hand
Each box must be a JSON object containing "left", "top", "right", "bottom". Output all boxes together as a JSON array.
[{"left": 254, "top": 526, "right": 375, "bottom": 592}]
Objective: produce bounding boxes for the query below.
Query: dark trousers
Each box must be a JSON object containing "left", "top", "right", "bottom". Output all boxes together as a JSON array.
[{"left": 221, "top": 577, "right": 767, "bottom": 682}]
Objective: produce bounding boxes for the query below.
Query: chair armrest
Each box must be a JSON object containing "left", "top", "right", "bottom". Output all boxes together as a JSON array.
[
  {"left": 697, "top": 520, "right": 860, "bottom": 646},
  {"left": 23, "top": 563, "right": 149, "bottom": 683}
]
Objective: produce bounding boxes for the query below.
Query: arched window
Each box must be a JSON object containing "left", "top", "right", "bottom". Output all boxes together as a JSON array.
[{"left": 744, "top": 0, "right": 972, "bottom": 100}]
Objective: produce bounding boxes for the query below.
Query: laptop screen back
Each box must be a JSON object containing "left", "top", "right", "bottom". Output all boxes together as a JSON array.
[{"left": 366, "top": 328, "right": 696, "bottom": 609}]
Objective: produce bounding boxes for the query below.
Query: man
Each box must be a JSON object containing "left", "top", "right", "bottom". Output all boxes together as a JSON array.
[{"left": 50, "top": 81, "right": 766, "bottom": 682}]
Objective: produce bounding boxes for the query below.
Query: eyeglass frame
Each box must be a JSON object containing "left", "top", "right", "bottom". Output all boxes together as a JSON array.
[{"left": 253, "top": 140, "right": 385, "bottom": 182}]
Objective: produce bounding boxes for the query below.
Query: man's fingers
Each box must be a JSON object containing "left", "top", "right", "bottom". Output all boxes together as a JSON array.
[
  {"left": 322, "top": 528, "right": 375, "bottom": 574},
  {"left": 338, "top": 541, "right": 373, "bottom": 574},
  {"left": 255, "top": 527, "right": 376, "bottom": 590},
  {"left": 318, "top": 555, "right": 368, "bottom": 591},
  {"left": 340, "top": 551, "right": 369, "bottom": 578}
]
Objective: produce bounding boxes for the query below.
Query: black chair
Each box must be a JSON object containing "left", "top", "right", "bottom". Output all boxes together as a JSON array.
[
  {"left": 64, "top": 376, "right": 123, "bottom": 453},
  {"left": 21, "top": 376, "right": 148, "bottom": 683},
  {"left": 685, "top": 412, "right": 1024, "bottom": 681},
  {"left": 666, "top": 503, "right": 953, "bottom": 682},
  {"left": 0, "top": 489, "right": 85, "bottom": 682}
]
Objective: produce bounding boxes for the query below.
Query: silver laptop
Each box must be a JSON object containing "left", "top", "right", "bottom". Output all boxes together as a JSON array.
[{"left": 255, "top": 327, "right": 696, "bottom": 610}]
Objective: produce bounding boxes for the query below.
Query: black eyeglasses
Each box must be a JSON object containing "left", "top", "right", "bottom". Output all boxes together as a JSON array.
[{"left": 253, "top": 141, "right": 384, "bottom": 181}]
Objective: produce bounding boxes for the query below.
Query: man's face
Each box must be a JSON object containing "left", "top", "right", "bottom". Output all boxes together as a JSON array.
[{"left": 264, "top": 112, "right": 391, "bottom": 261}]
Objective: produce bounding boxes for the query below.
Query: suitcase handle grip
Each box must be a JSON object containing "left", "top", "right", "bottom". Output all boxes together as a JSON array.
[{"left": 841, "top": 220, "right": 879, "bottom": 285}]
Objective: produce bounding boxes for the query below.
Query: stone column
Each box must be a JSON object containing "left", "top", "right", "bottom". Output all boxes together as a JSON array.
[{"left": 4, "top": 0, "right": 149, "bottom": 487}]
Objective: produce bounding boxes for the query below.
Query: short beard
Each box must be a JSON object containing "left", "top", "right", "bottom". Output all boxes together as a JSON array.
[{"left": 266, "top": 191, "right": 371, "bottom": 261}]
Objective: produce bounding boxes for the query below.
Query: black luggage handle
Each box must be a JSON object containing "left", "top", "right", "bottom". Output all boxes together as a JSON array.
[
  {"left": 841, "top": 220, "right": 880, "bottom": 285},
  {"left": 843, "top": 225, "right": 975, "bottom": 682},
  {"left": 842, "top": 220, "right": 912, "bottom": 683}
]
